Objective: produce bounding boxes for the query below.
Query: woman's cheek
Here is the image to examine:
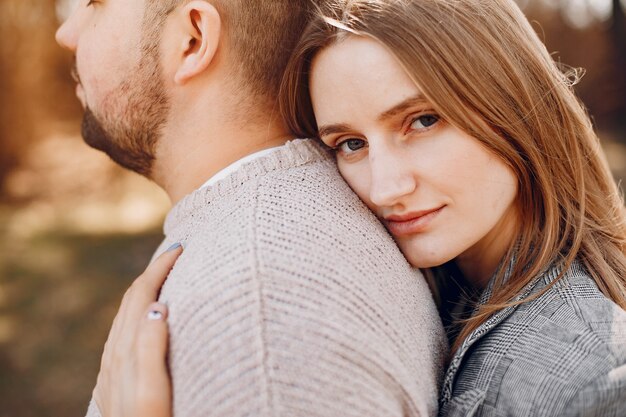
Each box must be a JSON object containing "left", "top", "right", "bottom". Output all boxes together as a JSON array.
[{"left": 338, "top": 160, "right": 373, "bottom": 208}]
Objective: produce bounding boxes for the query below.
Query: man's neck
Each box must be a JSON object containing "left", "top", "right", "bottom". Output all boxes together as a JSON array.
[{"left": 152, "top": 97, "right": 293, "bottom": 204}]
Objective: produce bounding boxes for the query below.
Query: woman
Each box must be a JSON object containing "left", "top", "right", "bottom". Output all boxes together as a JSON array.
[
  {"left": 96, "top": 0, "right": 626, "bottom": 415},
  {"left": 281, "top": 0, "right": 626, "bottom": 415}
]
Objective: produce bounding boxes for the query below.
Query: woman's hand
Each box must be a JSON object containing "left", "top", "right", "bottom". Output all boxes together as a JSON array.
[{"left": 94, "top": 243, "right": 183, "bottom": 417}]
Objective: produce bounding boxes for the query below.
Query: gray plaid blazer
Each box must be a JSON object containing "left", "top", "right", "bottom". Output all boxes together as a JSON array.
[{"left": 440, "top": 260, "right": 626, "bottom": 416}]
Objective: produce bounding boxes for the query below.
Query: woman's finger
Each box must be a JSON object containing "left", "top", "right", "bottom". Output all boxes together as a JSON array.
[
  {"left": 114, "top": 243, "right": 183, "bottom": 351},
  {"left": 134, "top": 302, "right": 172, "bottom": 417},
  {"left": 121, "top": 243, "right": 183, "bottom": 321},
  {"left": 137, "top": 243, "right": 184, "bottom": 298},
  {"left": 101, "top": 243, "right": 183, "bottom": 384},
  {"left": 136, "top": 302, "right": 170, "bottom": 365}
]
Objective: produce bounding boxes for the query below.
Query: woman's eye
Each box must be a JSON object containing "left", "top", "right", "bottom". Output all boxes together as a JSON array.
[
  {"left": 410, "top": 114, "right": 440, "bottom": 130},
  {"left": 337, "top": 138, "right": 367, "bottom": 154}
]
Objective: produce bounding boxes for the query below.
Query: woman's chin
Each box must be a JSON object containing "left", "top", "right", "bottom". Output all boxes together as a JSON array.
[{"left": 399, "top": 243, "right": 454, "bottom": 269}]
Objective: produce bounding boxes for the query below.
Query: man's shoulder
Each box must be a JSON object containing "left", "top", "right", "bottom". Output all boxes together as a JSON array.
[
  {"left": 178, "top": 142, "right": 396, "bottom": 262},
  {"left": 161, "top": 137, "right": 422, "bottom": 305},
  {"left": 254, "top": 156, "right": 408, "bottom": 268},
  {"left": 256, "top": 143, "right": 356, "bottom": 206},
  {"left": 254, "top": 147, "right": 383, "bottom": 235}
]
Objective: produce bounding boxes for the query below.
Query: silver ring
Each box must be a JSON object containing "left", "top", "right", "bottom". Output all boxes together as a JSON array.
[{"left": 147, "top": 310, "right": 164, "bottom": 321}]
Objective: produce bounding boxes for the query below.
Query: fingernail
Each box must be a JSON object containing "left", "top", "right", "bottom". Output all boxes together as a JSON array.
[
  {"left": 147, "top": 310, "right": 164, "bottom": 321},
  {"left": 166, "top": 242, "right": 182, "bottom": 252}
]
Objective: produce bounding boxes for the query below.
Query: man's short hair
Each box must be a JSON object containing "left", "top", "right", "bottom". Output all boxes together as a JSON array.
[{"left": 146, "top": 0, "right": 312, "bottom": 101}]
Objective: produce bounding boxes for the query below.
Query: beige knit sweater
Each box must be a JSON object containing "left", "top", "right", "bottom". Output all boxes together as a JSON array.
[{"left": 86, "top": 139, "right": 447, "bottom": 417}]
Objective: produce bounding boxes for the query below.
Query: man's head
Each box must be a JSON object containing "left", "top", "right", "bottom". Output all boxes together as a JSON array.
[
  {"left": 56, "top": 0, "right": 312, "bottom": 178},
  {"left": 143, "top": 0, "right": 309, "bottom": 101}
]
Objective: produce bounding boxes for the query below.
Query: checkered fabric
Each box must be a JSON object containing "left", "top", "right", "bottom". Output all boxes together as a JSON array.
[{"left": 441, "top": 261, "right": 626, "bottom": 416}]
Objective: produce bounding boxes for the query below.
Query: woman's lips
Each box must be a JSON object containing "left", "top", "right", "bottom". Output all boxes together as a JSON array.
[{"left": 384, "top": 206, "right": 445, "bottom": 237}]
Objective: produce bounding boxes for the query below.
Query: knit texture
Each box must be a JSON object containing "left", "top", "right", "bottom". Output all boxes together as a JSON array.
[{"left": 86, "top": 139, "right": 446, "bottom": 417}]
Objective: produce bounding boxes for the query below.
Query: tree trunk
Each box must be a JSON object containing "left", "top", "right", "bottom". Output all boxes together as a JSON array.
[
  {"left": 0, "top": 0, "right": 72, "bottom": 200},
  {"left": 612, "top": 0, "right": 626, "bottom": 133}
]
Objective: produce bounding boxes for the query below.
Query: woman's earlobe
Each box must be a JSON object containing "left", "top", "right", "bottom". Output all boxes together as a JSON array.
[{"left": 174, "top": 1, "right": 221, "bottom": 85}]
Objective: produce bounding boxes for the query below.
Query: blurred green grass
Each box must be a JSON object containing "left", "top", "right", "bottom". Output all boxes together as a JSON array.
[{"left": 0, "top": 216, "right": 163, "bottom": 417}]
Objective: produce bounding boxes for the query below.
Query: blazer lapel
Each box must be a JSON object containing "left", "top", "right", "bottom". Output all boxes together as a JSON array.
[{"left": 440, "top": 260, "right": 544, "bottom": 407}]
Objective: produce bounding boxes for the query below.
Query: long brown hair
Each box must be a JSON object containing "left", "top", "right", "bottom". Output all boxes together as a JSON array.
[{"left": 280, "top": 0, "right": 626, "bottom": 351}]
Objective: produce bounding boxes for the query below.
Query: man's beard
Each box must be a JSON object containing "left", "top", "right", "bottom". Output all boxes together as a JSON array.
[{"left": 80, "top": 53, "right": 169, "bottom": 178}]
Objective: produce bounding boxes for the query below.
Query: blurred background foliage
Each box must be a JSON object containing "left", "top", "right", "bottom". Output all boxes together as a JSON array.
[{"left": 0, "top": 0, "right": 625, "bottom": 416}]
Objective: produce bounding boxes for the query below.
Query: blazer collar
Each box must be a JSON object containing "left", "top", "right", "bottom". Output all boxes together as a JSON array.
[{"left": 440, "top": 256, "right": 549, "bottom": 406}]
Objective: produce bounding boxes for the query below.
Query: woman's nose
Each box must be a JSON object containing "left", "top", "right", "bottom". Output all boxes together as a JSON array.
[{"left": 368, "top": 145, "right": 417, "bottom": 208}]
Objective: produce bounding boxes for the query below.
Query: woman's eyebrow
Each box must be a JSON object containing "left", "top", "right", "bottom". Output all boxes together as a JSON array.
[
  {"left": 317, "top": 95, "right": 428, "bottom": 137},
  {"left": 377, "top": 94, "right": 428, "bottom": 122},
  {"left": 318, "top": 123, "right": 352, "bottom": 137}
]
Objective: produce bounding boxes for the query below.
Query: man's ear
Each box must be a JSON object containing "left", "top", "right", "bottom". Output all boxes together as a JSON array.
[{"left": 173, "top": 1, "right": 221, "bottom": 85}]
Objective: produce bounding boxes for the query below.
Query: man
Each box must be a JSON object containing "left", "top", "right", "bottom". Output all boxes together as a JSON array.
[{"left": 56, "top": 0, "right": 446, "bottom": 416}]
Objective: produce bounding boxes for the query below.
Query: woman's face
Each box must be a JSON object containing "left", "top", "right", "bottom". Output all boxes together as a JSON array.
[{"left": 310, "top": 36, "right": 519, "bottom": 282}]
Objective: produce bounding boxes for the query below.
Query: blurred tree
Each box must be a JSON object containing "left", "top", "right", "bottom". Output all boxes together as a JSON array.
[
  {"left": 612, "top": 0, "right": 626, "bottom": 130},
  {"left": 520, "top": 0, "right": 626, "bottom": 136},
  {"left": 0, "top": 2, "right": 33, "bottom": 196},
  {"left": 0, "top": 0, "right": 79, "bottom": 200}
]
